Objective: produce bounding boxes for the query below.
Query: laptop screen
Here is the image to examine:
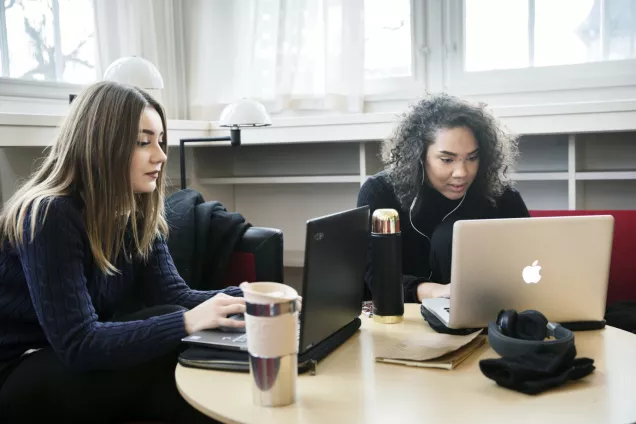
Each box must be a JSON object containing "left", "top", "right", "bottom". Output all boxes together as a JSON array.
[{"left": 297, "top": 206, "right": 369, "bottom": 353}]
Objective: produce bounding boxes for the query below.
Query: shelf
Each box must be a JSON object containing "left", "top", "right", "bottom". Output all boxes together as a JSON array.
[
  {"left": 511, "top": 172, "right": 569, "bottom": 181},
  {"left": 363, "top": 172, "right": 570, "bottom": 181},
  {"left": 199, "top": 176, "right": 361, "bottom": 185},
  {"left": 575, "top": 171, "right": 636, "bottom": 180},
  {"left": 284, "top": 250, "right": 305, "bottom": 267},
  {"left": 365, "top": 172, "right": 635, "bottom": 182}
]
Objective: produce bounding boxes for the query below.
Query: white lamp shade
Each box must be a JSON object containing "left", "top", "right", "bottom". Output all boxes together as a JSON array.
[
  {"left": 219, "top": 98, "right": 271, "bottom": 127},
  {"left": 103, "top": 56, "right": 164, "bottom": 89}
]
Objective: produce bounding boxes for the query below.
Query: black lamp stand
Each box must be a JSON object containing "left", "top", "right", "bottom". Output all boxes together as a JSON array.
[{"left": 179, "top": 128, "right": 241, "bottom": 190}]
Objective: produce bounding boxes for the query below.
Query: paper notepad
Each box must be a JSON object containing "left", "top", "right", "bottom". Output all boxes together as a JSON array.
[{"left": 375, "top": 330, "right": 486, "bottom": 370}]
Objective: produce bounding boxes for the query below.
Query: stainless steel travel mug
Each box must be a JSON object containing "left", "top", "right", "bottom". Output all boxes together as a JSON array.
[{"left": 241, "top": 282, "right": 299, "bottom": 407}]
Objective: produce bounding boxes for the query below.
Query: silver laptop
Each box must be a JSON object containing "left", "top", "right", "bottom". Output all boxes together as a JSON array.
[{"left": 421, "top": 215, "right": 614, "bottom": 329}]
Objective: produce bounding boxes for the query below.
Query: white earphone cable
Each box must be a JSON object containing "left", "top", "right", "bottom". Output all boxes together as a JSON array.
[{"left": 410, "top": 159, "right": 466, "bottom": 280}]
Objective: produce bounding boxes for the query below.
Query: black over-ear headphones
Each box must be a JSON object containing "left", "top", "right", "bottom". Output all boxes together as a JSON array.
[{"left": 488, "top": 309, "right": 575, "bottom": 357}]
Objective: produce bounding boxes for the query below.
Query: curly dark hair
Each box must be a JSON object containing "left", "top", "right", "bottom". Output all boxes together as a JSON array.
[{"left": 381, "top": 93, "right": 519, "bottom": 210}]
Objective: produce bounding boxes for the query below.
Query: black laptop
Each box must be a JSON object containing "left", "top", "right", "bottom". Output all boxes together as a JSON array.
[{"left": 178, "top": 205, "right": 370, "bottom": 374}]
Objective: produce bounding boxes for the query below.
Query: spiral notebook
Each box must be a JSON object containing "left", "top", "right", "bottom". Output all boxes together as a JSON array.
[{"left": 375, "top": 330, "right": 486, "bottom": 370}]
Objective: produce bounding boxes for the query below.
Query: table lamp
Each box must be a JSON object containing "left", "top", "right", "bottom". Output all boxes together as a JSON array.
[{"left": 179, "top": 99, "right": 272, "bottom": 189}]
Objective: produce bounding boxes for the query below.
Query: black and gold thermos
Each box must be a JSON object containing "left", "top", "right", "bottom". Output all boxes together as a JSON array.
[{"left": 371, "top": 209, "right": 404, "bottom": 323}]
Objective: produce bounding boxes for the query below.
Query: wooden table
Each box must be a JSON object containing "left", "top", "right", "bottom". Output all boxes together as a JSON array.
[{"left": 176, "top": 304, "right": 636, "bottom": 424}]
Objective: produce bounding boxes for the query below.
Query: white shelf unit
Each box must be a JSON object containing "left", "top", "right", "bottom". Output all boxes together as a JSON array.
[
  {"left": 2, "top": 129, "right": 635, "bottom": 274},
  {"left": 574, "top": 132, "right": 636, "bottom": 210},
  {"left": 180, "top": 142, "right": 365, "bottom": 271},
  {"left": 199, "top": 176, "right": 361, "bottom": 184},
  {"left": 166, "top": 131, "right": 636, "bottom": 270}
]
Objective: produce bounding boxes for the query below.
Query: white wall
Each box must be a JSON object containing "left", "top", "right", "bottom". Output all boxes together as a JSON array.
[{"left": 0, "top": 147, "right": 47, "bottom": 203}]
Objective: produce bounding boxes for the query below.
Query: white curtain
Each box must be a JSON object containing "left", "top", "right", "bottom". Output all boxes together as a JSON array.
[
  {"left": 93, "top": 0, "right": 366, "bottom": 120},
  {"left": 93, "top": 0, "right": 189, "bottom": 119},
  {"left": 231, "top": 0, "right": 366, "bottom": 115},
  {"left": 184, "top": 0, "right": 366, "bottom": 119}
]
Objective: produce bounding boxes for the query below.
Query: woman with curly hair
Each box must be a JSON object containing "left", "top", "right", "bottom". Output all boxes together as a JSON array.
[{"left": 357, "top": 93, "right": 529, "bottom": 303}]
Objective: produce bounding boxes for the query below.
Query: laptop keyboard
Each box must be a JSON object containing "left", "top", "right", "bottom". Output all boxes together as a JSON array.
[{"left": 234, "top": 334, "right": 247, "bottom": 343}]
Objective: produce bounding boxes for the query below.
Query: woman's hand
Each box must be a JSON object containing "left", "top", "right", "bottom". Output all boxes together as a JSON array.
[
  {"left": 237, "top": 281, "right": 303, "bottom": 312},
  {"left": 183, "top": 293, "right": 246, "bottom": 335},
  {"left": 416, "top": 282, "right": 451, "bottom": 302},
  {"left": 432, "top": 283, "right": 451, "bottom": 299}
]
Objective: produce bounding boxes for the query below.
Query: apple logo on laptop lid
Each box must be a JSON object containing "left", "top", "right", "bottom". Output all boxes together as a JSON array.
[{"left": 522, "top": 260, "right": 542, "bottom": 284}]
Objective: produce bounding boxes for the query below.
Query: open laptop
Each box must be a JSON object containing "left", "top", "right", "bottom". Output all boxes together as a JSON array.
[
  {"left": 421, "top": 215, "right": 614, "bottom": 330},
  {"left": 179, "top": 205, "right": 370, "bottom": 372}
]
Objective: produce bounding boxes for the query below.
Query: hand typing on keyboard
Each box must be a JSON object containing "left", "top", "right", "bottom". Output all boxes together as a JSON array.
[
  {"left": 416, "top": 283, "right": 451, "bottom": 301},
  {"left": 219, "top": 314, "right": 246, "bottom": 333},
  {"left": 183, "top": 293, "right": 246, "bottom": 335},
  {"left": 435, "top": 284, "right": 451, "bottom": 299}
]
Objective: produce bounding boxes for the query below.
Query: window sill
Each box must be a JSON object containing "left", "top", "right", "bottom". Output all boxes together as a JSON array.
[
  {"left": 0, "top": 77, "right": 87, "bottom": 100},
  {"left": 2, "top": 98, "right": 636, "bottom": 148}
]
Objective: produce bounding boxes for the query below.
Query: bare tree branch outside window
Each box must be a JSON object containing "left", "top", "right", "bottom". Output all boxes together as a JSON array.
[{"left": 1, "top": 0, "right": 96, "bottom": 83}]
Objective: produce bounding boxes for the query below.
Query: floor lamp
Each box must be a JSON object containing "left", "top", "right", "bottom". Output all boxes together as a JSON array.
[{"left": 179, "top": 99, "right": 271, "bottom": 189}]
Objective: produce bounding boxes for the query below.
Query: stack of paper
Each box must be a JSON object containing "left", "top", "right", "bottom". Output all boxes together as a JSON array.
[{"left": 375, "top": 330, "right": 486, "bottom": 370}]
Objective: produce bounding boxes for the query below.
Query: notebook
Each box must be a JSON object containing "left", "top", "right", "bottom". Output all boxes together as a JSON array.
[{"left": 375, "top": 330, "right": 486, "bottom": 370}]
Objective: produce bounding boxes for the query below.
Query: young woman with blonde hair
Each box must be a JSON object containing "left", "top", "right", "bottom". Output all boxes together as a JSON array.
[{"left": 0, "top": 81, "right": 242, "bottom": 423}]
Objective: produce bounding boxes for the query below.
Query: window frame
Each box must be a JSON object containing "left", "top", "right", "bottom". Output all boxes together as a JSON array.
[
  {"left": 1, "top": 0, "right": 429, "bottom": 104},
  {"left": 0, "top": 0, "right": 9, "bottom": 77},
  {"left": 363, "top": 0, "right": 429, "bottom": 99},
  {"left": 0, "top": 76, "right": 84, "bottom": 101},
  {"left": 0, "top": 0, "right": 95, "bottom": 102},
  {"left": 2, "top": 0, "right": 636, "bottom": 109},
  {"left": 443, "top": 0, "right": 636, "bottom": 97}
]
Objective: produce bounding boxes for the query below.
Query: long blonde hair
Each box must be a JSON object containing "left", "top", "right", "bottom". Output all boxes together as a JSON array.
[{"left": 0, "top": 80, "right": 169, "bottom": 275}]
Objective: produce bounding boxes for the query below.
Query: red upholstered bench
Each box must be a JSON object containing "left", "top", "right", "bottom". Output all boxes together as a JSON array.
[{"left": 529, "top": 210, "right": 636, "bottom": 305}]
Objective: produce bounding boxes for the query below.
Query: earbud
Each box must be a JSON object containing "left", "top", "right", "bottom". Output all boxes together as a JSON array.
[
  {"left": 409, "top": 158, "right": 466, "bottom": 242},
  {"left": 409, "top": 158, "right": 466, "bottom": 281},
  {"left": 409, "top": 159, "right": 432, "bottom": 242}
]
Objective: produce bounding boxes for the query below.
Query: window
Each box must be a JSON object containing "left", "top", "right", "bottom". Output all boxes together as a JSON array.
[
  {"left": 0, "top": 0, "right": 97, "bottom": 84},
  {"left": 363, "top": 0, "right": 425, "bottom": 98},
  {"left": 364, "top": 0, "right": 412, "bottom": 80},
  {"left": 443, "top": 0, "right": 636, "bottom": 97},
  {"left": 465, "top": 0, "right": 636, "bottom": 72},
  {"left": 228, "top": 0, "right": 418, "bottom": 103}
]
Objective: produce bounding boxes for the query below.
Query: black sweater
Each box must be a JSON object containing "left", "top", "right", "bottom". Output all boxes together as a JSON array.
[
  {"left": 357, "top": 171, "right": 530, "bottom": 303},
  {"left": 0, "top": 194, "right": 241, "bottom": 370}
]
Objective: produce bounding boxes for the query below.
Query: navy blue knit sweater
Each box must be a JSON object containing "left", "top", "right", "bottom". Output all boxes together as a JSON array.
[{"left": 0, "top": 193, "right": 241, "bottom": 371}]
